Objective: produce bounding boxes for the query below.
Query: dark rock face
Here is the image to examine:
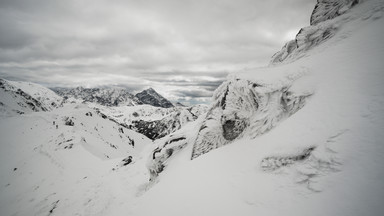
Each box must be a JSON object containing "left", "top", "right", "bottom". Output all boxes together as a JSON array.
[
  {"left": 132, "top": 119, "right": 169, "bottom": 140},
  {"left": 135, "top": 88, "right": 174, "bottom": 108},
  {"left": 222, "top": 118, "right": 247, "bottom": 141}
]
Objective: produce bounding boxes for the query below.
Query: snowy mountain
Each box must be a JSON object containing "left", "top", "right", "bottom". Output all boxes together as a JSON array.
[
  {"left": 1, "top": 0, "right": 384, "bottom": 215},
  {"left": 144, "top": 1, "right": 384, "bottom": 215},
  {"left": 0, "top": 78, "right": 62, "bottom": 116},
  {"left": 53, "top": 87, "right": 175, "bottom": 109},
  {"left": 135, "top": 88, "right": 174, "bottom": 108},
  {"left": 53, "top": 87, "right": 142, "bottom": 107}
]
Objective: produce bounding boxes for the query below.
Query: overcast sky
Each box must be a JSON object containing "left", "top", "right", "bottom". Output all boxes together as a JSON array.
[{"left": 0, "top": 0, "right": 314, "bottom": 105}]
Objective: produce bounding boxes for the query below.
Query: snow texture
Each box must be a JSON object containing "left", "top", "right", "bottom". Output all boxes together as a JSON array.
[
  {"left": 271, "top": 0, "right": 360, "bottom": 65},
  {"left": 191, "top": 66, "right": 312, "bottom": 159}
]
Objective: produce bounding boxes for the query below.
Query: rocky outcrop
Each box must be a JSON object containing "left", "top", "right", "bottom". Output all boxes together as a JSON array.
[
  {"left": 270, "top": 0, "right": 359, "bottom": 65},
  {"left": 191, "top": 74, "right": 312, "bottom": 159},
  {"left": 148, "top": 135, "right": 188, "bottom": 180},
  {"left": 310, "top": 0, "right": 359, "bottom": 25}
]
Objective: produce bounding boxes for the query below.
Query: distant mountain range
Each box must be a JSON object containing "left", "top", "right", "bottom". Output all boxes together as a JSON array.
[
  {"left": 1, "top": 77, "right": 207, "bottom": 140},
  {"left": 52, "top": 86, "right": 175, "bottom": 108}
]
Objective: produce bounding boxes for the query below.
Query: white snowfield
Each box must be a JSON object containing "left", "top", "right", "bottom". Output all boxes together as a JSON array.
[{"left": 1, "top": 0, "right": 384, "bottom": 216}]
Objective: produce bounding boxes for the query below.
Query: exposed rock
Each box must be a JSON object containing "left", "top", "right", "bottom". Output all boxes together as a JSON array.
[
  {"left": 270, "top": 0, "right": 359, "bottom": 65},
  {"left": 310, "top": 0, "right": 359, "bottom": 25},
  {"left": 148, "top": 135, "right": 188, "bottom": 180},
  {"left": 135, "top": 88, "right": 174, "bottom": 108},
  {"left": 131, "top": 105, "right": 207, "bottom": 140},
  {"left": 191, "top": 73, "right": 312, "bottom": 160}
]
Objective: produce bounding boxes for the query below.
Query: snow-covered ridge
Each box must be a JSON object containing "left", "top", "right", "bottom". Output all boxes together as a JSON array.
[
  {"left": 9, "top": 80, "right": 63, "bottom": 110},
  {"left": 53, "top": 87, "right": 142, "bottom": 107},
  {"left": 270, "top": 0, "right": 360, "bottom": 65},
  {"left": 0, "top": 78, "right": 62, "bottom": 116},
  {"left": 53, "top": 86, "right": 175, "bottom": 108},
  {"left": 310, "top": 0, "right": 359, "bottom": 25}
]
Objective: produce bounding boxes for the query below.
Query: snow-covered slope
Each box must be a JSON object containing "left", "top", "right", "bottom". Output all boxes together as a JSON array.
[
  {"left": 142, "top": 0, "right": 384, "bottom": 215},
  {"left": 0, "top": 78, "right": 62, "bottom": 116},
  {"left": 53, "top": 87, "right": 142, "bottom": 107},
  {"left": 0, "top": 103, "right": 152, "bottom": 216},
  {"left": 271, "top": 0, "right": 361, "bottom": 65},
  {"left": 10, "top": 80, "right": 63, "bottom": 110}
]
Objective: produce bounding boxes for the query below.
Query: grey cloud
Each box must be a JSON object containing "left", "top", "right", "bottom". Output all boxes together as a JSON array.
[{"left": 0, "top": 0, "right": 316, "bottom": 104}]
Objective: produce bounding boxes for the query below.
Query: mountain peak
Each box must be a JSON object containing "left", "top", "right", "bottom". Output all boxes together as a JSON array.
[{"left": 136, "top": 88, "right": 174, "bottom": 108}]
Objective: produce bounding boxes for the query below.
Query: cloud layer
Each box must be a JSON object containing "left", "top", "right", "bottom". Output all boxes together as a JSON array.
[{"left": 0, "top": 0, "right": 314, "bottom": 104}]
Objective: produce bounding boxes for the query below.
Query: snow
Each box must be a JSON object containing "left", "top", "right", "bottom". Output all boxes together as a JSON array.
[
  {"left": 9, "top": 80, "right": 63, "bottom": 110},
  {"left": 137, "top": 1, "right": 384, "bottom": 215},
  {"left": 1, "top": 0, "right": 384, "bottom": 215}
]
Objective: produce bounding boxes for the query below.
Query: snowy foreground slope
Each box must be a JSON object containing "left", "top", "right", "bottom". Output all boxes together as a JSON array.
[
  {"left": 1, "top": 0, "right": 384, "bottom": 216},
  {"left": 141, "top": 0, "right": 384, "bottom": 215},
  {"left": 0, "top": 103, "right": 152, "bottom": 216}
]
